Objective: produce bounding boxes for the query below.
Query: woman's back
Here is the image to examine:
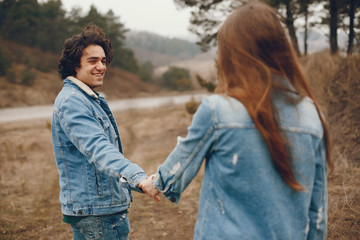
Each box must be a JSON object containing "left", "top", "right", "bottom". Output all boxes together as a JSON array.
[
  {"left": 194, "top": 94, "right": 327, "bottom": 240},
  {"left": 153, "top": 2, "right": 330, "bottom": 239}
]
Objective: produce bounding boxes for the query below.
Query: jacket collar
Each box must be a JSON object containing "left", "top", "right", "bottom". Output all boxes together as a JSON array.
[{"left": 67, "top": 76, "right": 98, "bottom": 99}]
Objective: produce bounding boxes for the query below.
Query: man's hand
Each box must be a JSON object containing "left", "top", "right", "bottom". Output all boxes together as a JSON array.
[{"left": 138, "top": 175, "right": 161, "bottom": 202}]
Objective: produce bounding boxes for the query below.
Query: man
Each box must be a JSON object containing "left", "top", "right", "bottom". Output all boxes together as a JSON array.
[{"left": 51, "top": 23, "right": 157, "bottom": 240}]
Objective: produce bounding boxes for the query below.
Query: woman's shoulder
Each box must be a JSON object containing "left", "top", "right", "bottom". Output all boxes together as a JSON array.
[
  {"left": 203, "top": 94, "right": 252, "bottom": 124},
  {"left": 277, "top": 97, "right": 324, "bottom": 138},
  {"left": 297, "top": 97, "right": 324, "bottom": 137},
  {"left": 205, "top": 94, "right": 246, "bottom": 110}
]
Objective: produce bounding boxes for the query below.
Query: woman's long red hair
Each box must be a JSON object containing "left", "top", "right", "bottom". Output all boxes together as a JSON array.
[{"left": 216, "top": 2, "right": 332, "bottom": 191}]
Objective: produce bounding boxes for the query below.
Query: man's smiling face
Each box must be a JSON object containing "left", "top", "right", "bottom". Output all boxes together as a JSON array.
[{"left": 76, "top": 44, "right": 107, "bottom": 89}]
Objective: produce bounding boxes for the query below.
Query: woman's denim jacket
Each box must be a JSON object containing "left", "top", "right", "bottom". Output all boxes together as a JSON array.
[
  {"left": 154, "top": 94, "right": 328, "bottom": 240},
  {"left": 51, "top": 77, "right": 146, "bottom": 217}
]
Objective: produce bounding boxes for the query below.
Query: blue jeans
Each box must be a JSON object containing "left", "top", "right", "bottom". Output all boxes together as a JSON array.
[{"left": 71, "top": 212, "right": 130, "bottom": 240}]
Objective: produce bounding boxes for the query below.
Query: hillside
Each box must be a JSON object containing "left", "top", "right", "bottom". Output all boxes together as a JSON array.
[
  {"left": 124, "top": 31, "right": 217, "bottom": 88},
  {"left": 0, "top": 39, "right": 162, "bottom": 109},
  {"left": 302, "top": 52, "right": 360, "bottom": 239},
  {"left": 302, "top": 51, "right": 360, "bottom": 165},
  {"left": 125, "top": 31, "right": 203, "bottom": 66}
]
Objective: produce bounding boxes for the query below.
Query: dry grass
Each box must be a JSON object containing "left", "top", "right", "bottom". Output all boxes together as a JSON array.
[
  {"left": 0, "top": 51, "right": 359, "bottom": 239},
  {"left": 328, "top": 163, "right": 360, "bottom": 239},
  {"left": 0, "top": 120, "right": 72, "bottom": 239},
  {"left": 0, "top": 66, "right": 164, "bottom": 109},
  {"left": 301, "top": 51, "right": 360, "bottom": 239},
  {"left": 0, "top": 38, "right": 163, "bottom": 109},
  {"left": 0, "top": 106, "right": 201, "bottom": 240}
]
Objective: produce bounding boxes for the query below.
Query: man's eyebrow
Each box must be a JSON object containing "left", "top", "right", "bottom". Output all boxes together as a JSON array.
[{"left": 86, "top": 56, "right": 107, "bottom": 60}]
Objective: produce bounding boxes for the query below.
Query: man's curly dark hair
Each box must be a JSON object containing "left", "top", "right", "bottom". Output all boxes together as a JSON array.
[{"left": 58, "top": 23, "right": 113, "bottom": 80}]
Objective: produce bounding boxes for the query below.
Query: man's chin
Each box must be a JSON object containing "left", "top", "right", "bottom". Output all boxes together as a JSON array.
[{"left": 90, "top": 81, "right": 104, "bottom": 89}]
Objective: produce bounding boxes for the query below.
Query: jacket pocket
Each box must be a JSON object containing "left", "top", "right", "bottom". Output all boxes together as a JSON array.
[
  {"left": 97, "top": 116, "right": 117, "bottom": 144},
  {"left": 118, "top": 177, "right": 132, "bottom": 203}
]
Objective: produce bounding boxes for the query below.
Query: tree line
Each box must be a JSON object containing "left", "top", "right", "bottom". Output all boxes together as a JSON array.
[
  {"left": 0, "top": 0, "right": 138, "bottom": 72},
  {"left": 174, "top": 0, "right": 359, "bottom": 56},
  {"left": 0, "top": 0, "right": 197, "bottom": 91},
  {"left": 3, "top": 0, "right": 356, "bottom": 92}
]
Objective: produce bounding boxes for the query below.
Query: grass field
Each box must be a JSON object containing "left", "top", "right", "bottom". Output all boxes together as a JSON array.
[
  {"left": 0, "top": 51, "right": 359, "bottom": 239},
  {"left": 0, "top": 103, "right": 359, "bottom": 239}
]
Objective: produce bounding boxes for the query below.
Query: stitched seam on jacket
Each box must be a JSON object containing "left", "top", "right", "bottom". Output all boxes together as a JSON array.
[
  {"left": 54, "top": 111, "right": 72, "bottom": 204},
  {"left": 167, "top": 126, "right": 214, "bottom": 189},
  {"left": 216, "top": 123, "right": 323, "bottom": 138},
  {"left": 166, "top": 99, "right": 215, "bottom": 189}
]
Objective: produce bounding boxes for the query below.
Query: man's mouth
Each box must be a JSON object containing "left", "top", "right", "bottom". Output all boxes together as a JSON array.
[{"left": 92, "top": 73, "right": 104, "bottom": 77}]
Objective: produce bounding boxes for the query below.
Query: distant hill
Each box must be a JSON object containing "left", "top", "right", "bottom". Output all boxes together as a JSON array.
[
  {"left": 124, "top": 31, "right": 217, "bottom": 86},
  {"left": 0, "top": 38, "right": 162, "bottom": 108},
  {"left": 125, "top": 29, "right": 350, "bottom": 86},
  {"left": 125, "top": 31, "right": 203, "bottom": 66}
]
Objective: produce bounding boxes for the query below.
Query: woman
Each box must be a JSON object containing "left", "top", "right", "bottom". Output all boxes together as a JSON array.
[{"left": 147, "top": 2, "right": 332, "bottom": 239}]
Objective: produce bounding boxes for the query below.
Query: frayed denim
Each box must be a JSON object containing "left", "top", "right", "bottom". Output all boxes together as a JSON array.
[{"left": 71, "top": 212, "right": 130, "bottom": 240}]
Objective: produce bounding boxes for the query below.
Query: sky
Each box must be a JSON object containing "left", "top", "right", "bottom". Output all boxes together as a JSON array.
[{"left": 60, "top": 0, "right": 194, "bottom": 39}]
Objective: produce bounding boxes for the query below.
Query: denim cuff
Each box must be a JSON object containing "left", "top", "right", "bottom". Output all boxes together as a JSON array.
[
  {"left": 128, "top": 172, "right": 147, "bottom": 192},
  {"left": 153, "top": 173, "right": 164, "bottom": 191},
  {"left": 153, "top": 174, "right": 180, "bottom": 204},
  {"left": 163, "top": 192, "right": 180, "bottom": 204}
]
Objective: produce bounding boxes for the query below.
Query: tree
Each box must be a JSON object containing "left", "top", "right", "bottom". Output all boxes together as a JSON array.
[
  {"left": 1, "top": 0, "right": 40, "bottom": 46},
  {"left": 329, "top": 0, "right": 338, "bottom": 54},
  {"left": 196, "top": 74, "right": 216, "bottom": 92},
  {"left": 265, "top": 0, "right": 301, "bottom": 56},
  {"left": 0, "top": 1, "right": 140, "bottom": 72},
  {"left": 174, "top": 0, "right": 243, "bottom": 51},
  {"left": 298, "top": 0, "right": 311, "bottom": 55},
  {"left": 138, "top": 61, "right": 154, "bottom": 82},
  {"left": 347, "top": 0, "right": 356, "bottom": 55},
  {"left": 161, "top": 66, "right": 193, "bottom": 91},
  {"left": 174, "top": 0, "right": 302, "bottom": 55},
  {"left": 283, "top": 0, "right": 301, "bottom": 56},
  {"left": 0, "top": 0, "right": 15, "bottom": 29},
  {"left": 37, "top": 0, "right": 67, "bottom": 52},
  {"left": 76, "top": 5, "right": 107, "bottom": 30},
  {"left": 102, "top": 9, "right": 139, "bottom": 73},
  {"left": 0, "top": 45, "right": 11, "bottom": 76}
]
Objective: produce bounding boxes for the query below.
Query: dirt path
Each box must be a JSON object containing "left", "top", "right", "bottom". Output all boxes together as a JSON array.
[
  {"left": 0, "top": 106, "right": 201, "bottom": 240},
  {"left": 0, "top": 105, "right": 359, "bottom": 239}
]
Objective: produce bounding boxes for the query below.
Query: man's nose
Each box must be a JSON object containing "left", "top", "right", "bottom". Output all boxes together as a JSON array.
[{"left": 96, "top": 61, "right": 106, "bottom": 70}]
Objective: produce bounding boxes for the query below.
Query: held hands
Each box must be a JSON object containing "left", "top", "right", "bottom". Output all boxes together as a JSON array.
[{"left": 138, "top": 174, "right": 161, "bottom": 202}]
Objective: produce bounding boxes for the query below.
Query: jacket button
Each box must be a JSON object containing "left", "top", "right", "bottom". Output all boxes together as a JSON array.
[{"left": 170, "top": 197, "right": 176, "bottom": 203}]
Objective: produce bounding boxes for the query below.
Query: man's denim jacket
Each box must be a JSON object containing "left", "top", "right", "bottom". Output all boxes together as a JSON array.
[
  {"left": 51, "top": 77, "right": 146, "bottom": 216},
  {"left": 154, "top": 94, "right": 328, "bottom": 240}
]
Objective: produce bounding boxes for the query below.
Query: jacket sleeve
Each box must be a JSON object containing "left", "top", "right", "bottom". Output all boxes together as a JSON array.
[
  {"left": 153, "top": 97, "right": 215, "bottom": 203},
  {"left": 56, "top": 93, "right": 146, "bottom": 190},
  {"left": 307, "top": 139, "right": 328, "bottom": 239}
]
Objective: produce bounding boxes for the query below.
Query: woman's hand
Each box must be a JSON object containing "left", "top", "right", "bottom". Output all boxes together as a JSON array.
[{"left": 138, "top": 174, "right": 161, "bottom": 202}]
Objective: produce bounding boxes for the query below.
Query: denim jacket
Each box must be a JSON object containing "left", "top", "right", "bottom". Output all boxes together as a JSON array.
[
  {"left": 154, "top": 94, "right": 328, "bottom": 240},
  {"left": 51, "top": 77, "right": 147, "bottom": 216}
]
